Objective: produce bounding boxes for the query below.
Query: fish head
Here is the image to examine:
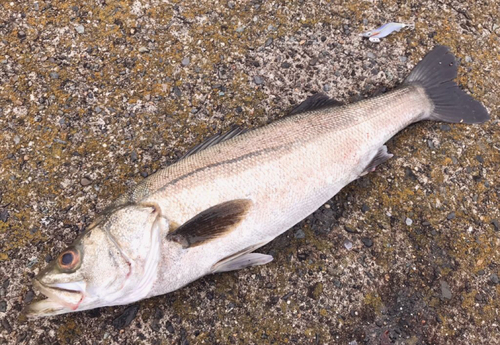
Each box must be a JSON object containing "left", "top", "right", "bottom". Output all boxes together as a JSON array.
[{"left": 26, "top": 203, "right": 167, "bottom": 318}]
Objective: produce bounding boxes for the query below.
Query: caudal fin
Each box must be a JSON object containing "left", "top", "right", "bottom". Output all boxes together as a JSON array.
[{"left": 404, "top": 45, "right": 489, "bottom": 124}]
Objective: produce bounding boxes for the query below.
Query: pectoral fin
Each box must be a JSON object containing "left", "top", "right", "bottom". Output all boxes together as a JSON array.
[{"left": 167, "top": 199, "right": 252, "bottom": 248}]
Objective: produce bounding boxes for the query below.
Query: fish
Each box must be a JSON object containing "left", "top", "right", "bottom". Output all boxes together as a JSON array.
[
  {"left": 360, "top": 22, "right": 415, "bottom": 42},
  {"left": 25, "top": 46, "right": 489, "bottom": 318}
]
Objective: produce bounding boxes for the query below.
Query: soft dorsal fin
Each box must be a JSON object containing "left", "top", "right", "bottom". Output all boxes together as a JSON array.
[
  {"left": 166, "top": 199, "right": 252, "bottom": 248},
  {"left": 181, "top": 126, "right": 247, "bottom": 159},
  {"left": 290, "top": 93, "right": 342, "bottom": 115}
]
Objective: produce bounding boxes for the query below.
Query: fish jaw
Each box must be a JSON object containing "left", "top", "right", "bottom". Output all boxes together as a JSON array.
[{"left": 25, "top": 279, "right": 86, "bottom": 318}]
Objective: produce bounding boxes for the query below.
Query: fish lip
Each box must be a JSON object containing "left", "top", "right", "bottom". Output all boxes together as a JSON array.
[{"left": 32, "top": 279, "right": 85, "bottom": 311}]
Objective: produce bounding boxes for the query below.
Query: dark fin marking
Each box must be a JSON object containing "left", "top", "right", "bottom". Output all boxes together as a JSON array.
[
  {"left": 211, "top": 241, "right": 271, "bottom": 273},
  {"left": 181, "top": 126, "right": 247, "bottom": 159},
  {"left": 360, "top": 145, "right": 393, "bottom": 176},
  {"left": 166, "top": 199, "right": 252, "bottom": 248},
  {"left": 404, "top": 45, "right": 489, "bottom": 124},
  {"left": 289, "top": 93, "right": 342, "bottom": 115},
  {"left": 212, "top": 253, "right": 273, "bottom": 273}
]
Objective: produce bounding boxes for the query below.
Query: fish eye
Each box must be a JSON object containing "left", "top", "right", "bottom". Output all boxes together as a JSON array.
[{"left": 57, "top": 247, "right": 81, "bottom": 272}]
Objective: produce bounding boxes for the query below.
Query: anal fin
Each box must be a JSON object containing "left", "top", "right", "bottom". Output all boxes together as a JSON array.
[{"left": 360, "top": 145, "right": 393, "bottom": 176}]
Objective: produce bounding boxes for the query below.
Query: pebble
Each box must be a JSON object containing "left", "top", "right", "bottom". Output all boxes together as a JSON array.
[
  {"left": 14, "top": 135, "right": 20, "bottom": 145},
  {"left": 139, "top": 46, "right": 149, "bottom": 53},
  {"left": 81, "top": 177, "right": 92, "bottom": 186},
  {"left": 490, "top": 274, "right": 499, "bottom": 285},
  {"left": 440, "top": 124, "right": 451, "bottom": 132},
  {"left": 264, "top": 38, "right": 273, "bottom": 47},
  {"left": 236, "top": 26, "right": 245, "bottom": 33},
  {"left": 166, "top": 321, "right": 175, "bottom": 334},
  {"left": 0, "top": 209, "right": 9, "bottom": 223},
  {"left": 141, "top": 171, "right": 148, "bottom": 178},
  {"left": 361, "top": 204, "right": 370, "bottom": 213},
  {"left": 281, "top": 62, "right": 291, "bottom": 68},
  {"left": 465, "top": 55, "right": 472, "bottom": 63},
  {"left": 399, "top": 56, "right": 407, "bottom": 62},
  {"left": 440, "top": 280, "right": 452, "bottom": 299},
  {"left": 344, "top": 240, "right": 353, "bottom": 250},
  {"left": 367, "top": 52, "right": 375, "bottom": 59},
  {"left": 113, "top": 305, "right": 139, "bottom": 329},
  {"left": 492, "top": 219, "right": 499, "bottom": 231},
  {"left": 0, "top": 301, "right": 6, "bottom": 312},
  {"left": 75, "top": 24, "right": 85, "bottom": 34},
  {"left": 24, "top": 290, "right": 35, "bottom": 304},
  {"left": 50, "top": 72, "right": 59, "bottom": 79},
  {"left": 181, "top": 57, "right": 190, "bottom": 66},
  {"left": 131, "top": 151, "right": 138, "bottom": 162},
  {"left": 405, "top": 218, "right": 413, "bottom": 226},
  {"left": 323, "top": 84, "right": 330, "bottom": 92},
  {"left": 294, "top": 229, "right": 305, "bottom": 239},
  {"left": 475, "top": 155, "right": 484, "bottom": 164},
  {"left": 361, "top": 237, "right": 373, "bottom": 248},
  {"left": 173, "top": 86, "right": 182, "bottom": 97},
  {"left": 447, "top": 212, "right": 456, "bottom": 220},
  {"left": 253, "top": 75, "right": 264, "bottom": 85}
]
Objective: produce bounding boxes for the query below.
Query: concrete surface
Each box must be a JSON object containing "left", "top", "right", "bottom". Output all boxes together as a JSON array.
[{"left": 0, "top": 0, "right": 499, "bottom": 344}]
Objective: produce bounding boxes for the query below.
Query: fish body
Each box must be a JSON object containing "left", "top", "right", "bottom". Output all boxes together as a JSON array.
[
  {"left": 27, "top": 46, "right": 489, "bottom": 318},
  {"left": 361, "top": 22, "right": 414, "bottom": 42}
]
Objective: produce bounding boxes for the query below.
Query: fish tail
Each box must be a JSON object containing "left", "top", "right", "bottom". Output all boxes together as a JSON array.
[{"left": 404, "top": 45, "right": 489, "bottom": 124}]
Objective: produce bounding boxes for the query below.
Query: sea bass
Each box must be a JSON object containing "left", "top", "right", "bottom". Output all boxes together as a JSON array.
[{"left": 26, "top": 46, "right": 489, "bottom": 317}]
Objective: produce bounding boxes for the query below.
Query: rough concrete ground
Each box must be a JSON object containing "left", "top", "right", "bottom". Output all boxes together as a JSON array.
[{"left": 0, "top": 0, "right": 499, "bottom": 344}]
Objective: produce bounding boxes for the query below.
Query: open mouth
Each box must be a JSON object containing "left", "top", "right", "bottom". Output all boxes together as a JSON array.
[{"left": 26, "top": 279, "right": 85, "bottom": 318}]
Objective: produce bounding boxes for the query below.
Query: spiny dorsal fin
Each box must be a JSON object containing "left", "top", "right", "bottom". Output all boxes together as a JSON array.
[
  {"left": 181, "top": 126, "right": 247, "bottom": 159},
  {"left": 166, "top": 199, "right": 252, "bottom": 248},
  {"left": 290, "top": 93, "right": 342, "bottom": 115}
]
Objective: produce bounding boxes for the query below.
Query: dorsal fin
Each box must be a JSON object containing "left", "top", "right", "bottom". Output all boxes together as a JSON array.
[
  {"left": 181, "top": 126, "right": 247, "bottom": 159},
  {"left": 290, "top": 93, "right": 342, "bottom": 115},
  {"left": 166, "top": 199, "right": 252, "bottom": 248}
]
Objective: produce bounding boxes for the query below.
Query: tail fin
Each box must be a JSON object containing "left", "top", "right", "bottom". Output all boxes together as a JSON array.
[{"left": 404, "top": 45, "right": 489, "bottom": 124}]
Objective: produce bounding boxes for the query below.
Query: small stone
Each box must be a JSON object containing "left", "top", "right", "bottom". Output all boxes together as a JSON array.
[
  {"left": 227, "top": 1, "right": 235, "bottom": 8},
  {"left": 253, "top": 75, "right": 264, "bottom": 85},
  {"left": 440, "top": 280, "right": 452, "bottom": 299},
  {"left": 361, "top": 204, "right": 370, "bottom": 213},
  {"left": 475, "top": 155, "right": 484, "bottom": 164},
  {"left": 141, "top": 171, "right": 148, "bottom": 178},
  {"left": 440, "top": 124, "right": 451, "bottom": 132},
  {"left": 265, "top": 38, "right": 273, "bottom": 47},
  {"left": 113, "top": 305, "right": 139, "bottom": 329},
  {"left": 45, "top": 254, "right": 52, "bottom": 263},
  {"left": 344, "top": 226, "right": 359, "bottom": 234},
  {"left": 399, "top": 56, "right": 407, "bottom": 62},
  {"left": 18, "top": 30, "right": 26, "bottom": 39},
  {"left": 343, "top": 240, "right": 353, "bottom": 250},
  {"left": 307, "top": 282, "right": 323, "bottom": 300},
  {"left": 14, "top": 135, "right": 20, "bottom": 145},
  {"left": 367, "top": 52, "right": 375, "bottom": 59},
  {"left": 75, "top": 24, "right": 85, "bottom": 34},
  {"left": 24, "top": 290, "right": 35, "bottom": 304},
  {"left": 95, "top": 106, "right": 101, "bottom": 113},
  {"left": 465, "top": 55, "right": 472, "bottom": 63},
  {"left": 131, "top": 151, "right": 138, "bottom": 162},
  {"left": 281, "top": 62, "right": 291, "bottom": 68},
  {"left": 236, "top": 26, "right": 245, "bottom": 33},
  {"left": 294, "top": 229, "right": 305, "bottom": 239},
  {"left": 361, "top": 237, "right": 373, "bottom": 248},
  {"left": 173, "top": 86, "right": 182, "bottom": 97},
  {"left": 0, "top": 209, "right": 8, "bottom": 223},
  {"left": 490, "top": 274, "right": 499, "bottom": 285},
  {"left": 406, "top": 218, "right": 413, "bottom": 226},
  {"left": 139, "top": 46, "right": 149, "bottom": 53},
  {"left": 50, "top": 72, "right": 59, "bottom": 79},
  {"left": 492, "top": 219, "right": 499, "bottom": 231},
  {"left": 447, "top": 212, "right": 456, "bottom": 220},
  {"left": 166, "top": 321, "right": 175, "bottom": 334},
  {"left": 81, "top": 177, "right": 92, "bottom": 186},
  {"left": 181, "top": 57, "right": 190, "bottom": 66},
  {"left": 323, "top": 84, "right": 330, "bottom": 92},
  {"left": 0, "top": 301, "right": 6, "bottom": 312}
]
